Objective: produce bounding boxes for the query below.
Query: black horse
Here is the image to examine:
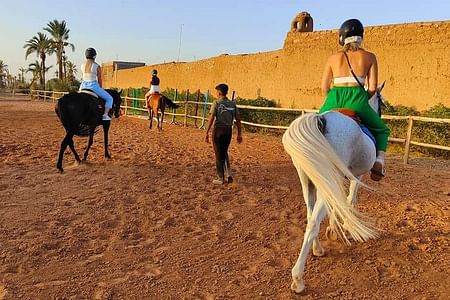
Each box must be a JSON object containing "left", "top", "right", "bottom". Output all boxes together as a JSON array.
[{"left": 55, "top": 89, "right": 122, "bottom": 172}]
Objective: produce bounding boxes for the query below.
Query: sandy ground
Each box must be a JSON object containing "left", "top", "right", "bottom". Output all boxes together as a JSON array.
[{"left": 0, "top": 97, "right": 449, "bottom": 300}]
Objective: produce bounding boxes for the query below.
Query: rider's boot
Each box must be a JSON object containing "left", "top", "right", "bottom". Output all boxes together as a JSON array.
[{"left": 371, "top": 151, "right": 385, "bottom": 181}]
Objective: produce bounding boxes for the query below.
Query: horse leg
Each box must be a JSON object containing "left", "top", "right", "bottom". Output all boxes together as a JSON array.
[
  {"left": 295, "top": 164, "right": 324, "bottom": 257},
  {"left": 103, "top": 120, "right": 111, "bottom": 159},
  {"left": 149, "top": 108, "right": 153, "bottom": 129},
  {"left": 326, "top": 175, "right": 362, "bottom": 241},
  {"left": 83, "top": 127, "right": 95, "bottom": 161},
  {"left": 291, "top": 197, "right": 327, "bottom": 294},
  {"left": 159, "top": 107, "right": 165, "bottom": 130},
  {"left": 347, "top": 176, "right": 362, "bottom": 206},
  {"left": 57, "top": 131, "right": 73, "bottom": 172}
]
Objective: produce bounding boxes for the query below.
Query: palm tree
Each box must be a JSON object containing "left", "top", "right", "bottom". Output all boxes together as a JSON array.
[
  {"left": 18, "top": 67, "right": 27, "bottom": 83},
  {"left": 0, "top": 60, "right": 8, "bottom": 88},
  {"left": 24, "top": 32, "right": 54, "bottom": 88},
  {"left": 44, "top": 20, "right": 75, "bottom": 81},
  {"left": 27, "top": 60, "right": 52, "bottom": 88},
  {"left": 65, "top": 60, "right": 77, "bottom": 84}
]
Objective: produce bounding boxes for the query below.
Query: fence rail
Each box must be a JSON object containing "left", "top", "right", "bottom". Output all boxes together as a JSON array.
[{"left": 30, "top": 89, "right": 449, "bottom": 163}]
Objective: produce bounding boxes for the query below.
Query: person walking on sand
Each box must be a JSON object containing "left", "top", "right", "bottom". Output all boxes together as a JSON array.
[
  {"left": 205, "top": 83, "right": 243, "bottom": 185},
  {"left": 319, "top": 19, "right": 390, "bottom": 181}
]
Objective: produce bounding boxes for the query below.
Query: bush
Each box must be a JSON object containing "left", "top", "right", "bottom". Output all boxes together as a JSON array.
[{"left": 383, "top": 102, "right": 449, "bottom": 159}]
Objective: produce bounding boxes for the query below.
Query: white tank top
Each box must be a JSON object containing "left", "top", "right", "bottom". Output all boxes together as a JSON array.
[{"left": 81, "top": 61, "right": 100, "bottom": 82}]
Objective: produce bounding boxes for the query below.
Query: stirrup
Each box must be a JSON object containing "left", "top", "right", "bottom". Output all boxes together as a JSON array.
[{"left": 370, "top": 160, "right": 385, "bottom": 181}]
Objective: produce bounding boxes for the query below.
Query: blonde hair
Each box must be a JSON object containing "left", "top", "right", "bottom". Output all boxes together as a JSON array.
[{"left": 343, "top": 42, "right": 362, "bottom": 52}]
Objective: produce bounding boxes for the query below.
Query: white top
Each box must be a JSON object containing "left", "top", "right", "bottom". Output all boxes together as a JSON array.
[
  {"left": 334, "top": 76, "right": 365, "bottom": 85},
  {"left": 81, "top": 61, "right": 100, "bottom": 82}
]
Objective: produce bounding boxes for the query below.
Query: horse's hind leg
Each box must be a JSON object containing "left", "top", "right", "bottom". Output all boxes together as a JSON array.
[
  {"left": 149, "top": 109, "right": 153, "bottom": 129},
  {"left": 295, "top": 164, "right": 324, "bottom": 257},
  {"left": 291, "top": 197, "right": 327, "bottom": 294},
  {"left": 57, "top": 132, "right": 80, "bottom": 172},
  {"left": 102, "top": 120, "right": 111, "bottom": 159},
  {"left": 83, "top": 128, "right": 95, "bottom": 161},
  {"left": 159, "top": 108, "right": 164, "bottom": 130}
]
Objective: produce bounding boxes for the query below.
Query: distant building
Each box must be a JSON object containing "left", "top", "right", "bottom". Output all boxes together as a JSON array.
[{"left": 102, "top": 61, "right": 146, "bottom": 83}]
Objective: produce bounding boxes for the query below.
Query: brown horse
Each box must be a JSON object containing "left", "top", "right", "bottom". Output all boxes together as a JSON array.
[{"left": 146, "top": 93, "right": 178, "bottom": 130}]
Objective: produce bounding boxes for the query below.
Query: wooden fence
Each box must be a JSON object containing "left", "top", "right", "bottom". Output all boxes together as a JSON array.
[{"left": 30, "top": 89, "right": 449, "bottom": 163}]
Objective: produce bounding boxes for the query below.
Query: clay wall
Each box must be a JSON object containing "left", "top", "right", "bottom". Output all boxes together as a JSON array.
[{"left": 103, "top": 21, "right": 450, "bottom": 110}]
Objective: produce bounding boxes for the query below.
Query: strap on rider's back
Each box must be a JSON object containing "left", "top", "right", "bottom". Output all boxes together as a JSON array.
[{"left": 343, "top": 52, "right": 365, "bottom": 90}]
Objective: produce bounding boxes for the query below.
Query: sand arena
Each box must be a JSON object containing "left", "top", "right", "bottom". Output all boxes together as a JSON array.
[{"left": 0, "top": 97, "right": 449, "bottom": 298}]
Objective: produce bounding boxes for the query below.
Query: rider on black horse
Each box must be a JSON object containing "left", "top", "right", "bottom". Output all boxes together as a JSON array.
[{"left": 80, "top": 48, "right": 113, "bottom": 120}]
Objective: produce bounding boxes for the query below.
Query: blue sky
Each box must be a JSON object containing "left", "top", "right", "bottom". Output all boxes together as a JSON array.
[{"left": 1, "top": 0, "right": 449, "bottom": 78}]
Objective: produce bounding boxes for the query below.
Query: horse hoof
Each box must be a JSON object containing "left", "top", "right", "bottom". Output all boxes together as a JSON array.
[
  {"left": 326, "top": 227, "right": 338, "bottom": 241},
  {"left": 57, "top": 167, "right": 64, "bottom": 173},
  {"left": 105, "top": 155, "right": 112, "bottom": 160},
  {"left": 290, "top": 280, "right": 305, "bottom": 294}
]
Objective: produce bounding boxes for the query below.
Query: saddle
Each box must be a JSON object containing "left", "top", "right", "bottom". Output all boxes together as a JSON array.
[
  {"left": 147, "top": 92, "right": 161, "bottom": 108},
  {"left": 79, "top": 89, "right": 106, "bottom": 117},
  {"left": 333, "top": 109, "right": 376, "bottom": 146}
]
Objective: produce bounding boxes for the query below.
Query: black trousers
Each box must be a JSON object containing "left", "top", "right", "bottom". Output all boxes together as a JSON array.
[{"left": 212, "top": 126, "right": 232, "bottom": 179}]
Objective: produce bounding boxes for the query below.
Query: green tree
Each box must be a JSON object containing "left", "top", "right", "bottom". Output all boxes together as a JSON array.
[
  {"left": 27, "top": 60, "right": 52, "bottom": 88},
  {"left": 0, "top": 60, "right": 8, "bottom": 88},
  {"left": 18, "top": 67, "right": 27, "bottom": 83},
  {"left": 24, "top": 32, "right": 54, "bottom": 88},
  {"left": 44, "top": 20, "right": 75, "bottom": 81},
  {"left": 65, "top": 60, "right": 78, "bottom": 84}
]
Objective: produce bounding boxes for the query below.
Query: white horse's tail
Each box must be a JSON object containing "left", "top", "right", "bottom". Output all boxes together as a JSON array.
[{"left": 282, "top": 113, "right": 377, "bottom": 244}]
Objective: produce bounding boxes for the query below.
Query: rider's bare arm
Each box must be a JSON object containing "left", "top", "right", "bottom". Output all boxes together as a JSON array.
[
  {"left": 321, "top": 57, "right": 333, "bottom": 95},
  {"left": 97, "top": 66, "right": 103, "bottom": 87},
  {"left": 366, "top": 53, "right": 378, "bottom": 97}
]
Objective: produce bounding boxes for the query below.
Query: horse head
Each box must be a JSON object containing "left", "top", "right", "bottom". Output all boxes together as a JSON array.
[{"left": 107, "top": 89, "right": 122, "bottom": 118}]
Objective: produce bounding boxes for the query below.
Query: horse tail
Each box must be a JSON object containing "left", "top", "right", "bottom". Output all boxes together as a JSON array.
[
  {"left": 164, "top": 96, "right": 179, "bottom": 109},
  {"left": 282, "top": 113, "right": 377, "bottom": 245}
]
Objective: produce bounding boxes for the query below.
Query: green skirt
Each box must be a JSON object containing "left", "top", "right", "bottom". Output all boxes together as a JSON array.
[{"left": 319, "top": 86, "right": 390, "bottom": 151}]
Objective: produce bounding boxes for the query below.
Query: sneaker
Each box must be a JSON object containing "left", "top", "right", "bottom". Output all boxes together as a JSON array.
[
  {"left": 227, "top": 176, "right": 233, "bottom": 184},
  {"left": 212, "top": 178, "right": 224, "bottom": 185},
  {"left": 370, "top": 160, "right": 385, "bottom": 181}
]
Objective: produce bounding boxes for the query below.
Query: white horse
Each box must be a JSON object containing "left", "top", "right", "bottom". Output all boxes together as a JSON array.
[{"left": 282, "top": 84, "right": 385, "bottom": 294}]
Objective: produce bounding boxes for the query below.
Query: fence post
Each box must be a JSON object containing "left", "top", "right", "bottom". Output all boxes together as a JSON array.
[
  {"left": 194, "top": 89, "right": 200, "bottom": 127},
  {"left": 124, "top": 96, "right": 128, "bottom": 116},
  {"left": 403, "top": 117, "right": 414, "bottom": 164},
  {"left": 200, "top": 90, "right": 209, "bottom": 129},
  {"left": 171, "top": 89, "right": 178, "bottom": 124},
  {"left": 184, "top": 89, "right": 189, "bottom": 127}
]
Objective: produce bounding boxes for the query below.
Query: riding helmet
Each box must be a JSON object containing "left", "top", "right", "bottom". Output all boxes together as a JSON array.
[
  {"left": 339, "top": 19, "right": 364, "bottom": 46},
  {"left": 152, "top": 69, "right": 158, "bottom": 75},
  {"left": 85, "top": 48, "right": 97, "bottom": 59}
]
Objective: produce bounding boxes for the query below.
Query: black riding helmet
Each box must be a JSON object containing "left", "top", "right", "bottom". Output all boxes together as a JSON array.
[
  {"left": 85, "top": 48, "right": 97, "bottom": 59},
  {"left": 339, "top": 19, "right": 364, "bottom": 46},
  {"left": 152, "top": 69, "right": 158, "bottom": 75}
]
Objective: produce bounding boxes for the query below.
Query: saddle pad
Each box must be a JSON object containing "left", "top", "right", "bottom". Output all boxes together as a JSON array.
[{"left": 79, "top": 89, "right": 98, "bottom": 98}]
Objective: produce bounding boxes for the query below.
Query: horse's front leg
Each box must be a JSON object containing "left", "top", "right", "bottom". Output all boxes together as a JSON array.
[
  {"left": 102, "top": 120, "right": 111, "bottom": 159},
  {"left": 326, "top": 176, "right": 362, "bottom": 241},
  {"left": 82, "top": 127, "right": 95, "bottom": 161},
  {"left": 291, "top": 198, "right": 327, "bottom": 294}
]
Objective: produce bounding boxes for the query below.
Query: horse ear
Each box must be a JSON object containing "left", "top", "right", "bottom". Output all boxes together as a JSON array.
[{"left": 379, "top": 81, "right": 386, "bottom": 92}]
